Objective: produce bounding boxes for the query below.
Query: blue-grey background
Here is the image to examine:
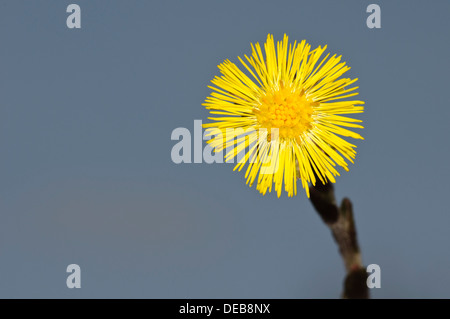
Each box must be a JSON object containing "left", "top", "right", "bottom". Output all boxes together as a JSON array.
[{"left": 0, "top": 0, "right": 449, "bottom": 298}]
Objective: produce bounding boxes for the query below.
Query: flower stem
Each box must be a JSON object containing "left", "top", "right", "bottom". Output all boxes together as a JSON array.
[{"left": 309, "top": 182, "right": 369, "bottom": 299}]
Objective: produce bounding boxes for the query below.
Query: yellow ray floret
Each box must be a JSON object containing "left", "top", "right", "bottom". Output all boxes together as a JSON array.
[{"left": 203, "top": 34, "right": 364, "bottom": 197}]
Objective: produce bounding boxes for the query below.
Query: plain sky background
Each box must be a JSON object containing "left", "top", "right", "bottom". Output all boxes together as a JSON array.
[{"left": 1, "top": 1, "right": 449, "bottom": 298}]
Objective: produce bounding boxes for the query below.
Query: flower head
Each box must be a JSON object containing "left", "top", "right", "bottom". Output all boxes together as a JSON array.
[{"left": 203, "top": 34, "right": 364, "bottom": 197}]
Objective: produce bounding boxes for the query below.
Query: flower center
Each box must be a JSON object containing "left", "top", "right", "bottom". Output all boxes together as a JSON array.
[{"left": 254, "top": 87, "right": 314, "bottom": 139}]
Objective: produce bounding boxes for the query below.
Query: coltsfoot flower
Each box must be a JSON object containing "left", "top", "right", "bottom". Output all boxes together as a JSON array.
[{"left": 203, "top": 34, "right": 364, "bottom": 197}]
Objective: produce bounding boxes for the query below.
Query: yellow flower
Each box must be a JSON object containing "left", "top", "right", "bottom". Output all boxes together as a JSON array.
[{"left": 203, "top": 34, "right": 364, "bottom": 197}]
